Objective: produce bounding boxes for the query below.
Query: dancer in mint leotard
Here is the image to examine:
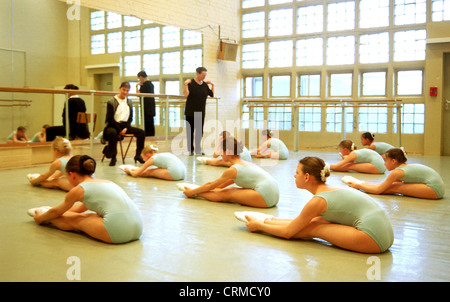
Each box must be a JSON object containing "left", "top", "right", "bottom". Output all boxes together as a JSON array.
[
  {"left": 182, "top": 137, "right": 279, "bottom": 208},
  {"left": 242, "top": 156, "right": 394, "bottom": 254},
  {"left": 361, "top": 132, "right": 395, "bottom": 157},
  {"left": 124, "top": 144, "right": 186, "bottom": 181},
  {"left": 250, "top": 129, "right": 289, "bottom": 160},
  {"left": 330, "top": 140, "right": 386, "bottom": 174},
  {"left": 345, "top": 148, "right": 445, "bottom": 200},
  {"left": 30, "top": 155, "right": 143, "bottom": 244},
  {"left": 28, "top": 137, "right": 73, "bottom": 191},
  {"left": 197, "top": 131, "right": 252, "bottom": 167}
]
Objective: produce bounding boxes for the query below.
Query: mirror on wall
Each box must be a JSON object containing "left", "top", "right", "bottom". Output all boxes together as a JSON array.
[{"left": 0, "top": 0, "right": 203, "bottom": 145}]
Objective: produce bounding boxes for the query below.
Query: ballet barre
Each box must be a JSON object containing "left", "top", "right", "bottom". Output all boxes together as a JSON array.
[{"left": 243, "top": 99, "right": 403, "bottom": 151}]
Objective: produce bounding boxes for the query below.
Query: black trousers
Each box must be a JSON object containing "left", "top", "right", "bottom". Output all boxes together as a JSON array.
[
  {"left": 46, "top": 126, "right": 65, "bottom": 142},
  {"left": 185, "top": 112, "right": 205, "bottom": 154},
  {"left": 144, "top": 115, "right": 155, "bottom": 137},
  {"left": 103, "top": 123, "right": 145, "bottom": 159}
]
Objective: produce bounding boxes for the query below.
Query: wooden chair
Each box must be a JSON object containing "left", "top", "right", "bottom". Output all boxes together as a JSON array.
[
  {"left": 101, "top": 133, "right": 135, "bottom": 164},
  {"left": 76, "top": 112, "right": 97, "bottom": 133}
]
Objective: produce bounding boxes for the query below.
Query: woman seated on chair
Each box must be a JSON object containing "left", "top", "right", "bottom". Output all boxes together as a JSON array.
[{"left": 102, "top": 82, "right": 146, "bottom": 166}]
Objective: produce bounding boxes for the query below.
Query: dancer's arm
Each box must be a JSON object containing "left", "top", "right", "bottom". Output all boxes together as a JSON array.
[
  {"left": 34, "top": 186, "right": 84, "bottom": 224},
  {"left": 349, "top": 169, "right": 405, "bottom": 194},
  {"left": 129, "top": 158, "right": 154, "bottom": 177},
  {"left": 29, "top": 160, "right": 61, "bottom": 185},
  {"left": 246, "top": 197, "right": 327, "bottom": 239},
  {"left": 329, "top": 152, "right": 357, "bottom": 171},
  {"left": 184, "top": 168, "right": 237, "bottom": 197}
]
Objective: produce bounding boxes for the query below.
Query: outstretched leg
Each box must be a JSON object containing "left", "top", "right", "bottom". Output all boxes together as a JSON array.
[
  {"left": 292, "top": 221, "right": 381, "bottom": 253},
  {"left": 197, "top": 187, "right": 269, "bottom": 208},
  {"left": 384, "top": 182, "right": 438, "bottom": 199},
  {"left": 333, "top": 163, "right": 382, "bottom": 174},
  {"left": 141, "top": 168, "right": 174, "bottom": 180},
  {"left": 40, "top": 210, "right": 112, "bottom": 243}
]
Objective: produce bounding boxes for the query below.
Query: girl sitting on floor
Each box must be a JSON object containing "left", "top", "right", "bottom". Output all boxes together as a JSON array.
[
  {"left": 329, "top": 140, "right": 386, "bottom": 174},
  {"left": 237, "top": 156, "right": 394, "bottom": 254},
  {"left": 28, "top": 137, "right": 73, "bottom": 191},
  {"left": 28, "top": 155, "right": 143, "bottom": 244},
  {"left": 180, "top": 136, "right": 279, "bottom": 208},
  {"left": 343, "top": 148, "right": 445, "bottom": 200},
  {"left": 123, "top": 144, "right": 186, "bottom": 181}
]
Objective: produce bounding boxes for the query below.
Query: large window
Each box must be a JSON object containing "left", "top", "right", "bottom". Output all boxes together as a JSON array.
[{"left": 90, "top": 10, "right": 203, "bottom": 80}]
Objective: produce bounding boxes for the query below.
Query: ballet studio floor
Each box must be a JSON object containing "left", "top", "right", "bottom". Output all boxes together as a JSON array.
[{"left": 0, "top": 150, "right": 449, "bottom": 282}]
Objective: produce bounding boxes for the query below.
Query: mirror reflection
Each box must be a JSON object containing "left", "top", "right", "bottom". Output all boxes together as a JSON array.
[{"left": 0, "top": 0, "right": 204, "bottom": 146}]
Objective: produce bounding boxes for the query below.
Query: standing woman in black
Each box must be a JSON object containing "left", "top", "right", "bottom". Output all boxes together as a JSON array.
[
  {"left": 136, "top": 71, "right": 156, "bottom": 137},
  {"left": 102, "top": 82, "right": 146, "bottom": 166},
  {"left": 183, "top": 66, "right": 214, "bottom": 155}
]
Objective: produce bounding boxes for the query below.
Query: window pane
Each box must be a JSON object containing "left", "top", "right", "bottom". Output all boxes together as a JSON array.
[
  {"left": 162, "top": 51, "right": 180, "bottom": 74},
  {"left": 327, "top": 35, "right": 355, "bottom": 65},
  {"left": 242, "top": 0, "right": 265, "bottom": 8},
  {"left": 242, "top": 11, "right": 265, "bottom": 38},
  {"left": 90, "top": 11, "right": 105, "bottom": 31},
  {"left": 362, "top": 71, "right": 386, "bottom": 96},
  {"left": 296, "top": 38, "right": 323, "bottom": 66},
  {"left": 106, "top": 12, "right": 122, "bottom": 29},
  {"left": 358, "top": 104, "right": 388, "bottom": 133},
  {"left": 359, "top": 0, "right": 389, "bottom": 28},
  {"left": 91, "top": 34, "right": 105, "bottom": 54},
  {"left": 394, "top": 0, "right": 427, "bottom": 25},
  {"left": 272, "top": 75, "right": 291, "bottom": 97},
  {"left": 124, "top": 55, "right": 140, "bottom": 77},
  {"left": 183, "top": 49, "right": 202, "bottom": 73},
  {"left": 143, "top": 53, "right": 160, "bottom": 76},
  {"left": 165, "top": 80, "right": 180, "bottom": 95},
  {"left": 107, "top": 32, "right": 122, "bottom": 53},
  {"left": 124, "top": 30, "right": 141, "bottom": 52},
  {"left": 394, "top": 30, "right": 426, "bottom": 61},
  {"left": 162, "top": 26, "right": 180, "bottom": 48},
  {"left": 268, "top": 105, "right": 292, "bottom": 130},
  {"left": 299, "top": 104, "right": 321, "bottom": 132},
  {"left": 124, "top": 15, "right": 141, "bottom": 27},
  {"left": 397, "top": 70, "right": 423, "bottom": 95},
  {"left": 269, "top": 40, "right": 293, "bottom": 67},
  {"left": 327, "top": 1, "right": 355, "bottom": 31},
  {"left": 242, "top": 43, "right": 265, "bottom": 69},
  {"left": 143, "top": 27, "right": 160, "bottom": 50},
  {"left": 330, "top": 73, "right": 352, "bottom": 96},
  {"left": 245, "top": 77, "right": 263, "bottom": 97},
  {"left": 432, "top": 0, "right": 450, "bottom": 21},
  {"left": 183, "top": 30, "right": 202, "bottom": 45},
  {"left": 359, "top": 32, "right": 389, "bottom": 64},
  {"left": 299, "top": 74, "right": 320, "bottom": 97},
  {"left": 393, "top": 103, "right": 425, "bottom": 133},
  {"left": 269, "top": 8, "right": 293, "bottom": 36},
  {"left": 297, "top": 5, "right": 323, "bottom": 34}
]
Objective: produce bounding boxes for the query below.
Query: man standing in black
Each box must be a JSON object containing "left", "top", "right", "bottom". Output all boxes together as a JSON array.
[
  {"left": 184, "top": 67, "right": 214, "bottom": 155},
  {"left": 136, "top": 71, "right": 155, "bottom": 137}
]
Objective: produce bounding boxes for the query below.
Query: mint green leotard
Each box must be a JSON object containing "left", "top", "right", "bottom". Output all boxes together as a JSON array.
[
  {"left": 57, "top": 157, "right": 70, "bottom": 173},
  {"left": 267, "top": 138, "right": 289, "bottom": 160},
  {"left": 316, "top": 188, "right": 394, "bottom": 252},
  {"left": 79, "top": 181, "right": 143, "bottom": 244},
  {"left": 152, "top": 153, "right": 186, "bottom": 180},
  {"left": 396, "top": 164, "right": 445, "bottom": 199},
  {"left": 30, "top": 133, "right": 41, "bottom": 143},
  {"left": 231, "top": 164, "right": 279, "bottom": 207},
  {"left": 240, "top": 147, "right": 252, "bottom": 162},
  {"left": 372, "top": 142, "right": 395, "bottom": 155},
  {"left": 353, "top": 149, "right": 386, "bottom": 173}
]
